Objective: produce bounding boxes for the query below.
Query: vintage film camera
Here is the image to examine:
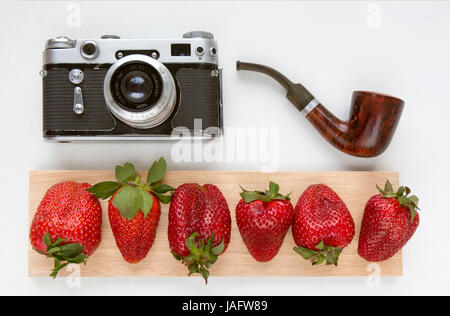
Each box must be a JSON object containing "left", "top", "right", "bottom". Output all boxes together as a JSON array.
[{"left": 41, "top": 31, "right": 223, "bottom": 141}]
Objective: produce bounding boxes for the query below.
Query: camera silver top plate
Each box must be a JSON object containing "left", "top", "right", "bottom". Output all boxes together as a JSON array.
[{"left": 44, "top": 34, "right": 219, "bottom": 65}]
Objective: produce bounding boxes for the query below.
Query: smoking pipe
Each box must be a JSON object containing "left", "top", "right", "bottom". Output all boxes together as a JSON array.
[{"left": 237, "top": 61, "right": 404, "bottom": 158}]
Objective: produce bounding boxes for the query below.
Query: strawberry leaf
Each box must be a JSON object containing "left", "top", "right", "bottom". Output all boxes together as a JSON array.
[
  {"left": 151, "top": 184, "right": 176, "bottom": 194},
  {"left": 173, "top": 252, "right": 183, "bottom": 261},
  {"left": 398, "top": 196, "right": 408, "bottom": 205},
  {"left": 199, "top": 268, "right": 210, "bottom": 284},
  {"left": 313, "top": 254, "right": 325, "bottom": 266},
  {"left": 115, "top": 163, "right": 136, "bottom": 183},
  {"left": 211, "top": 239, "right": 225, "bottom": 256},
  {"left": 240, "top": 191, "right": 263, "bottom": 203},
  {"left": 43, "top": 232, "right": 52, "bottom": 248},
  {"left": 147, "top": 158, "right": 167, "bottom": 185},
  {"left": 293, "top": 247, "right": 317, "bottom": 260},
  {"left": 384, "top": 180, "right": 394, "bottom": 193},
  {"left": 174, "top": 232, "right": 225, "bottom": 284},
  {"left": 378, "top": 180, "right": 420, "bottom": 223},
  {"left": 269, "top": 181, "right": 279, "bottom": 199},
  {"left": 240, "top": 185, "right": 249, "bottom": 192},
  {"left": 240, "top": 181, "right": 290, "bottom": 203},
  {"left": 51, "top": 238, "right": 67, "bottom": 248},
  {"left": 316, "top": 241, "right": 326, "bottom": 251},
  {"left": 47, "top": 247, "right": 61, "bottom": 255},
  {"left": 89, "top": 158, "right": 174, "bottom": 219},
  {"left": 59, "top": 243, "right": 84, "bottom": 258},
  {"left": 112, "top": 186, "right": 143, "bottom": 219},
  {"left": 139, "top": 187, "right": 154, "bottom": 218},
  {"left": 188, "top": 263, "right": 198, "bottom": 274},
  {"left": 185, "top": 232, "right": 198, "bottom": 253},
  {"left": 40, "top": 232, "right": 88, "bottom": 279},
  {"left": 87, "top": 181, "right": 121, "bottom": 199},
  {"left": 325, "top": 247, "right": 342, "bottom": 266},
  {"left": 67, "top": 254, "right": 88, "bottom": 264},
  {"left": 409, "top": 205, "right": 416, "bottom": 223},
  {"left": 152, "top": 191, "right": 173, "bottom": 204},
  {"left": 206, "top": 234, "right": 214, "bottom": 249},
  {"left": 325, "top": 254, "right": 335, "bottom": 265},
  {"left": 50, "top": 263, "right": 69, "bottom": 278},
  {"left": 376, "top": 185, "right": 384, "bottom": 194},
  {"left": 409, "top": 195, "right": 419, "bottom": 207},
  {"left": 294, "top": 242, "right": 343, "bottom": 267}
]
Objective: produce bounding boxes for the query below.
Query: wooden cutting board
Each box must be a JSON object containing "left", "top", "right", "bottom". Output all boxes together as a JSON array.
[{"left": 28, "top": 171, "right": 402, "bottom": 277}]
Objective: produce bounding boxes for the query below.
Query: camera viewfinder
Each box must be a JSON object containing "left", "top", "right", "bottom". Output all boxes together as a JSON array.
[{"left": 171, "top": 44, "right": 191, "bottom": 57}]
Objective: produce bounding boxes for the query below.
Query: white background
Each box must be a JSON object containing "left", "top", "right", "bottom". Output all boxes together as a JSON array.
[{"left": 1, "top": 0, "right": 449, "bottom": 296}]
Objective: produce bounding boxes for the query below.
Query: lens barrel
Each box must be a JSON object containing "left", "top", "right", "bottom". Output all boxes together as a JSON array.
[
  {"left": 110, "top": 63, "right": 163, "bottom": 112},
  {"left": 104, "top": 55, "right": 176, "bottom": 129}
]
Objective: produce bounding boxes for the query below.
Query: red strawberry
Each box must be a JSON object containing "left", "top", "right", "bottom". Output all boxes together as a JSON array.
[
  {"left": 236, "top": 181, "right": 294, "bottom": 262},
  {"left": 292, "top": 184, "right": 355, "bottom": 266},
  {"left": 29, "top": 181, "right": 102, "bottom": 278},
  {"left": 169, "top": 183, "right": 231, "bottom": 283},
  {"left": 107, "top": 190, "right": 161, "bottom": 263},
  {"left": 88, "top": 158, "right": 175, "bottom": 264},
  {"left": 358, "top": 180, "right": 420, "bottom": 262}
]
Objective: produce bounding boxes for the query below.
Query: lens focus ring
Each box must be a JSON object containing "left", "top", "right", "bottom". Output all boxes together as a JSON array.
[
  {"left": 104, "top": 55, "right": 176, "bottom": 129},
  {"left": 111, "top": 64, "right": 162, "bottom": 112}
]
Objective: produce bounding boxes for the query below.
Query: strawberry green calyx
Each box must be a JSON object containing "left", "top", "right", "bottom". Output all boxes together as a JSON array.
[
  {"left": 377, "top": 180, "right": 420, "bottom": 223},
  {"left": 240, "top": 181, "right": 291, "bottom": 203},
  {"left": 173, "top": 232, "right": 225, "bottom": 284},
  {"left": 87, "top": 158, "right": 175, "bottom": 220},
  {"left": 35, "top": 232, "right": 88, "bottom": 278},
  {"left": 294, "top": 241, "right": 343, "bottom": 266}
]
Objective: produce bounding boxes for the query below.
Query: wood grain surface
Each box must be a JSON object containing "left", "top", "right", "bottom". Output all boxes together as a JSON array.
[{"left": 28, "top": 171, "right": 402, "bottom": 278}]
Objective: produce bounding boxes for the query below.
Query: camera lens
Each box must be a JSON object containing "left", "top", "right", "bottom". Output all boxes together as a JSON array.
[
  {"left": 110, "top": 62, "right": 163, "bottom": 112},
  {"left": 104, "top": 55, "right": 177, "bottom": 129},
  {"left": 121, "top": 71, "right": 153, "bottom": 103}
]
